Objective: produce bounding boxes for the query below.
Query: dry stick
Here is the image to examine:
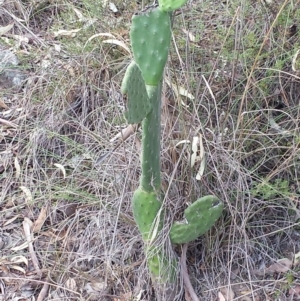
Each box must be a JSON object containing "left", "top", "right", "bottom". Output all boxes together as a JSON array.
[
  {"left": 23, "top": 218, "right": 42, "bottom": 277},
  {"left": 181, "top": 244, "right": 200, "bottom": 301}
]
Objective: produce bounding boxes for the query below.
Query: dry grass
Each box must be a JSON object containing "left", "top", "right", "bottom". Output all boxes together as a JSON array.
[{"left": 0, "top": 0, "right": 300, "bottom": 300}]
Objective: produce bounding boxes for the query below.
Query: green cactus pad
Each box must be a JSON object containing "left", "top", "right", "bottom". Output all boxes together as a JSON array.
[
  {"left": 170, "top": 195, "right": 223, "bottom": 244},
  {"left": 121, "top": 61, "right": 152, "bottom": 124},
  {"left": 158, "top": 0, "right": 189, "bottom": 12},
  {"left": 132, "top": 187, "right": 162, "bottom": 241},
  {"left": 130, "top": 8, "right": 171, "bottom": 86}
]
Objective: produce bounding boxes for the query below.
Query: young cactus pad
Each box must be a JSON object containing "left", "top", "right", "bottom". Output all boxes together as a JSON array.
[
  {"left": 121, "top": 61, "right": 152, "bottom": 124},
  {"left": 130, "top": 8, "right": 171, "bottom": 86},
  {"left": 170, "top": 195, "right": 223, "bottom": 244},
  {"left": 158, "top": 0, "right": 189, "bottom": 12},
  {"left": 132, "top": 187, "right": 163, "bottom": 241}
]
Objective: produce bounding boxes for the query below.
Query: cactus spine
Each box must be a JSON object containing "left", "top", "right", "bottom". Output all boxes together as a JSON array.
[{"left": 121, "top": 2, "right": 224, "bottom": 298}]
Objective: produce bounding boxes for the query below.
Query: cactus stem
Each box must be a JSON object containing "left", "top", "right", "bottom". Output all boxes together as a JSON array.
[{"left": 140, "top": 83, "right": 162, "bottom": 192}]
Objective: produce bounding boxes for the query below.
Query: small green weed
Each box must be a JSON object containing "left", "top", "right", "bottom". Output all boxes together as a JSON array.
[{"left": 251, "top": 178, "right": 290, "bottom": 200}]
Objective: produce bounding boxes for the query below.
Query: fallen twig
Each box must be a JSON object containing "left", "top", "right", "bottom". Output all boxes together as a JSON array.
[{"left": 181, "top": 243, "right": 200, "bottom": 301}]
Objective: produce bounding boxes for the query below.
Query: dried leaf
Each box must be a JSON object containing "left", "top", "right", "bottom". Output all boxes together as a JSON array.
[
  {"left": 175, "top": 140, "right": 191, "bottom": 148},
  {"left": 196, "top": 157, "right": 206, "bottom": 181},
  {"left": 177, "top": 86, "right": 194, "bottom": 100},
  {"left": 196, "top": 134, "right": 205, "bottom": 180},
  {"left": 37, "top": 283, "right": 49, "bottom": 301},
  {"left": 10, "top": 265, "right": 26, "bottom": 274},
  {"left": 188, "top": 135, "right": 206, "bottom": 180},
  {"left": 0, "top": 264, "right": 9, "bottom": 273},
  {"left": 73, "top": 7, "right": 85, "bottom": 21},
  {"left": 11, "top": 241, "right": 29, "bottom": 251},
  {"left": 267, "top": 258, "right": 292, "bottom": 273},
  {"left": 10, "top": 34, "right": 29, "bottom": 44},
  {"left": 14, "top": 156, "right": 21, "bottom": 179},
  {"left": 65, "top": 278, "right": 77, "bottom": 291},
  {"left": 109, "top": 2, "right": 118, "bottom": 12},
  {"left": 11, "top": 255, "right": 28, "bottom": 265},
  {"left": 102, "top": 39, "right": 130, "bottom": 53},
  {"left": 219, "top": 287, "right": 235, "bottom": 301},
  {"left": 20, "top": 186, "right": 33, "bottom": 203},
  {"left": 110, "top": 124, "right": 135, "bottom": 143},
  {"left": 165, "top": 78, "right": 194, "bottom": 105},
  {"left": 218, "top": 292, "right": 226, "bottom": 301},
  {"left": 53, "top": 29, "right": 81, "bottom": 38},
  {"left": 23, "top": 217, "right": 33, "bottom": 228},
  {"left": 54, "top": 44, "right": 61, "bottom": 52},
  {"left": 292, "top": 49, "right": 300, "bottom": 72},
  {"left": 240, "top": 297, "right": 252, "bottom": 301},
  {"left": 4, "top": 215, "right": 20, "bottom": 226},
  {"left": 33, "top": 207, "right": 47, "bottom": 233},
  {"left": 54, "top": 163, "right": 66, "bottom": 179},
  {"left": 114, "top": 291, "right": 132, "bottom": 301},
  {"left": 0, "top": 255, "right": 28, "bottom": 274},
  {"left": 135, "top": 290, "right": 145, "bottom": 301},
  {"left": 191, "top": 136, "right": 198, "bottom": 168},
  {"left": 182, "top": 29, "right": 196, "bottom": 42},
  {"left": 84, "top": 32, "right": 119, "bottom": 49},
  {"left": 85, "top": 281, "right": 106, "bottom": 293},
  {"left": 0, "top": 23, "right": 14, "bottom": 36},
  {"left": 90, "top": 281, "right": 107, "bottom": 292},
  {"left": 294, "top": 251, "right": 300, "bottom": 265},
  {"left": 0, "top": 98, "right": 9, "bottom": 109}
]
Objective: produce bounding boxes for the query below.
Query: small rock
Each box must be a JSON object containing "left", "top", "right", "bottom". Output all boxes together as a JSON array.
[{"left": 0, "top": 46, "right": 27, "bottom": 89}]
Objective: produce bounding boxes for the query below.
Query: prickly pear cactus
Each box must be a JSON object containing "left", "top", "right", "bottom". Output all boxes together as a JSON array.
[
  {"left": 170, "top": 195, "right": 223, "bottom": 244},
  {"left": 132, "top": 187, "right": 177, "bottom": 286},
  {"left": 130, "top": 7, "right": 171, "bottom": 86},
  {"left": 121, "top": 61, "right": 151, "bottom": 124},
  {"left": 132, "top": 187, "right": 162, "bottom": 241},
  {"left": 158, "top": 0, "right": 189, "bottom": 12},
  {"left": 121, "top": 1, "right": 224, "bottom": 298}
]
